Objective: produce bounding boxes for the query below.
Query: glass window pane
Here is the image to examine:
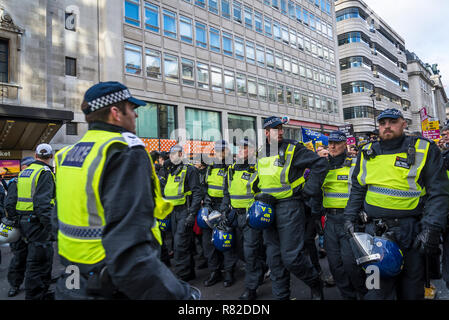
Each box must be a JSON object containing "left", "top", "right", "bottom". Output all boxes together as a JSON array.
[
  {"left": 236, "top": 73, "right": 247, "bottom": 96},
  {"left": 258, "top": 79, "right": 267, "bottom": 101},
  {"left": 277, "top": 84, "right": 284, "bottom": 104},
  {"left": 125, "top": 43, "right": 142, "bottom": 75},
  {"left": 228, "top": 114, "right": 256, "bottom": 144},
  {"left": 125, "top": 1, "right": 140, "bottom": 26},
  {"left": 182, "top": 58, "right": 195, "bottom": 85},
  {"left": 244, "top": 6, "right": 253, "bottom": 29},
  {"left": 210, "top": 27, "right": 221, "bottom": 52},
  {"left": 180, "top": 16, "right": 193, "bottom": 43},
  {"left": 144, "top": 3, "right": 159, "bottom": 32},
  {"left": 164, "top": 54, "right": 179, "bottom": 82},
  {"left": 211, "top": 66, "right": 223, "bottom": 92},
  {"left": 224, "top": 70, "right": 235, "bottom": 93},
  {"left": 197, "top": 62, "right": 209, "bottom": 89},
  {"left": 255, "top": 11, "right": 263, "bottom": 33},
  {"left": 235, "top": 36, "right": 244, "bottom": 60},
  {"left": 145, "top": 48, "right": 161, "bottom": 78},
  {"left": 264, "top": 17, "right": 272, "bottom": 37},
  {"left": 186, "top": 108, "right": 221, "bottom": 141},
  {"left": 195, "top": 22, "right": 207, "bottom": 48},
  {"left": 275, "top": 52, "right": 283, "bottom": 72},
  {"left": 209, "top": 0, "right": 218, "bottom": 14},
  {"left": 233, "top": 1, "right": 242, "bottom": 23},
  {"left": 136, "top": 103, "right": 158, "bottom": 138},
  {"left": 163, "top": 9, "right": 177, "bottom": 38},
  {"left": 246, "top": 41, "right": 255, "bottom": 64},
  {"left": 223, "top": 32, "right": 233, "bottom": 56},
  {"left": 248, "top": 77, "right": 257, "bottom": 98},
  {"left": 268, "top": 82, "right": 276, "bottom": 102},
  {"left": 266, "top": 49, "right": 274, "bottom": 70},
  {"left": 222, "top": 0, "right": 231, "bottom": 19},
  {"left": 256, "top": 45, "right": 265, "bottom": 67}
]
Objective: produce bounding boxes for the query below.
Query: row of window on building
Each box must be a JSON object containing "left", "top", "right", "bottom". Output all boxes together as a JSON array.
[
  {"left": 340, "top": 56, "right": 409, "bottom": 91},
  {"left": 336, "top": 7, "right": 406, "bottom": 53},
  {"left": 125, "top": 44, "right": 339, "bottom": 109},
  {"left": 341, "top": 81, "right": 411, "bottom": 109},
  {"left": 125, "top": 1, "right": 337, "bottom": 68},
  {"left": 338, "top": 31, "right": 408, "bottom": 73},
  {"left": 125, "top": 0, "right": 335, "bottom": 43}
]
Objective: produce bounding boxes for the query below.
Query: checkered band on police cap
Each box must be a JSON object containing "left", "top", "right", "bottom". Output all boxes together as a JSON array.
[{"left": 85, "top": 89, "right": 131, "bottom": 114}]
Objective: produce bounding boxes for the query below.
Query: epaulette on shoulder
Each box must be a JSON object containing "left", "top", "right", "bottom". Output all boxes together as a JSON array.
[{"left": 121, "top": 132, "right": 145, "bottom": 148}]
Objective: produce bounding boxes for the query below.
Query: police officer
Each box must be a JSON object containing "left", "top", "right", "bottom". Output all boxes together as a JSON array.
[
  {"left": 321, "top": 131, "right": 366, "bottom": 300},
  {"left": 54, "top": 81, "right": 198, "bottom": 299},
  {"left": 258, "top": 116, "right": 329, "bottom": 300},
  {"left": 440, "top": 126, "right": 449, "bottom": 288},
  {"left": 202, "top": 140, "right": 237, "bottom": 287},
  {"left": 222, "top": 138, "right": 266, "bottom": 300},
  {"left": 193, "top": 159, "right": 209, "bottom": 270},
  {"left": 4, "top": 156, "right": 35, "bottom": 297},
  {"left": 163, "top": 144, "right": 202, "bottom": 281},
  {"left": 15, "top": 144, "right": 55, "bottom": 300},
  {"left": 344, "top": 108, "right": 449, "bottom": 300}
]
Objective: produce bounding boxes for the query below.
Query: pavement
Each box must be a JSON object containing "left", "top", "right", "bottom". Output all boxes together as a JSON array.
[{"left": 0, "top": 239, "right": 448, "bottom": 300}]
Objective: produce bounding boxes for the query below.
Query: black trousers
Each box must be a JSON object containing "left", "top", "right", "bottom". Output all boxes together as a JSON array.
[
  {"left": 18, "top": 215, "right": 53, "bottom": 300},
  {"left": 7, "top": 237, "right": 28, "bottom": 288},
  {"left": 263, "top": 198, "right": 319, "bottom": 300},
  {"left": 171, "top": 205, "right": 195, "bottom": 278},
  {"left": 233, "top": 210, "right": 266, "bottom": 290},
  {"left": 304, "top": 206, "right": 322, "bottom": 274},
  {"left": 324, "top": 213, "right": 367, "bottom": 299},
  {"left": 363, "top": 217, "right": 424, "bottom": 300}
]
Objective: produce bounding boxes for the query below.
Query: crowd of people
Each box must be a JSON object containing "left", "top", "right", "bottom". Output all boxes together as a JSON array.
[{"left": 1, "top": 80, "right": 449, "bottom": 301}]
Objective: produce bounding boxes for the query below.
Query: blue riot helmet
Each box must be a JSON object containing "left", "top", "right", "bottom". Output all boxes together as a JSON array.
[
  {"left": 212, "top": 227, "right": 234, "bottom": 252},
  {"left": 205, "top": 210, "right": 223, "bottom": 229},
  {"left": 350, "top": 232, "right": 404, "bottom": 278},
  {"left": 247, "top": 193, "right": 276, "bottom": 229},
  {"left": 197, "top": 207, "right": 210, "bottom": 229},
  {"left": 158, "top": 216, "right": 171, "bottom": 232}
]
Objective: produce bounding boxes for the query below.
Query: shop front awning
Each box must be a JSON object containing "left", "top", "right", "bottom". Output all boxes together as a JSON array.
[{"left": 0, "top": 104, "right": 74, "bottom": 150}]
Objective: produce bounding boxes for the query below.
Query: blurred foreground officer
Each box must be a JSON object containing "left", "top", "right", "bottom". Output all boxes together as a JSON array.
[
  {"left": 15, "top": 145, "right": 55, "bottom": 300},
  {"left": 54, "top": 81, "right": 198, "bottom": 300},
  {"left": 258, "top": 116, "right": 329, "bottom": 300},
  {"left": 321, "top": 131, "right": 366, "bottom": 300},
  {"left": 344, "top": 108, "right": 449, "bottom": 300},
  {"left": 163, "top": 144, "right": 202, "bottom": 281},
  {"left": 223, "top": 138, "right": 265, "bottom": 300},
  {"left": 202, "top": 140, "right": 237, "bottom": 287},
  {"left": 4, "top": 156, "right": 35, "bottom": 297}
]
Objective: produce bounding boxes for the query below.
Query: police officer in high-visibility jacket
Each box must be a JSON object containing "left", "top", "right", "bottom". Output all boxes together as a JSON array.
[
  {"left": 163, "top": 144, "right": 202, "bottom": 281},
  {"left": 321, "top": 131, "right": 366, "bottom": 300},
  {"left": 54, "top": 81, "right": 197, "bottom": 300},
  {"left": 4, "top": 156, "right": 35, "bottom": 298},
  {"left": 15, "top": 144, "right": 56, "bottom": 300},
  {"left": 222, "top": 138, "right": 266, "bottom": 300},
  {"left": 344, "top": 108, "right": 449, "bottom": 300},
  {"left": 258, "top": 116, "right": 329, "bottom": 300},
  {"left": 202, "top": 140, "right": 237, "bottom": 287}
]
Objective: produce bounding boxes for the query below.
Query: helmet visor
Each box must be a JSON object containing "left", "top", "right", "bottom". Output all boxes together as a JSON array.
[{"left": 350, "top": 232, "right": 381, "bottom": 266}]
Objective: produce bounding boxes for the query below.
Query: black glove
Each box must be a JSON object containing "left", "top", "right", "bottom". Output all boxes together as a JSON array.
[
  {"left": 413, "top": 226, "right": 441, "bottom": 255},
  {"left": 344, "top": 220, "right": 355, "bottom": 237},
  {"left": 184, "top": 214, "right": 196, "bottom": 231},
  {"left": 313, "top": 215, "right": 324, "bottom": 236}
]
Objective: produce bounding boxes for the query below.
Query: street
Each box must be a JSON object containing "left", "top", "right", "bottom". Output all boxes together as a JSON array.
[{"left": 1, "top": 241, "right": 449, "bottom": 300}]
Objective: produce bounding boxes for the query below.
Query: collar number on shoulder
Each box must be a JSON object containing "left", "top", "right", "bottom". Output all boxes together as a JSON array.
[{"left": 121, "top": 132, "right": 145, "bottom": 148}]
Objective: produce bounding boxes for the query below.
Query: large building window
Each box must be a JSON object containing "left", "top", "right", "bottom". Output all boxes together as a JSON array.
[
  {"left": 235, "top": 36, "right": 244, "bottom": 60},
  {"left": 211, "top": 66, "right": 223, "bottom": 92},
  {"left": 181, "top": 58, "right": 195, "bottom": 86},
  {"left": 180, "top": 16, "right": 193, "bottom": 44},
  {"left": 338, "top": 31, "right": 370, "bottom": 46},
  {"left": 163, "top": 9, "right": 177, "bottom": 39},
  {"left": 0, "top": 39, "right": 8, "bottom": 83},
  {"left": 224, "top": 70, "right": 235, "bottom": 93},
  {"left": 145, "top": 49, "right": 161, "bottom": 78},
  {"left": 341, "top": 81, "right": 373, "bottom": 95},
  {"left": 186, "top": 108, "right": 221, "bottom": 141},
  {"left": 343, "top": 106, "right": 374, "bottom": 120},
  {"left": 209, "top": 27, "right": 221, "bottom": 52},
  {"left": 144, "top": 2, "right": 159, "bottom": 32},
  {"left": 124, "top": 0, "right": 140, "bottom": 26},
  {"left": 233, "top": 1, "right": 242, "bottom": 23},
  {"left": 222, "top": 32, "right": 233, "bottom": 56},
  {"left": 124, "top": 42, "right": 142, "bottom": 75},
  {"left": 197, "top": 62, "right": 209, "bottom": 89},
  {"left": 137, "top": 103, "right": 177, "bottom": 139},
  {"left": 244, "top": 6, "right": 253, "bottom": 29},
  {"left": 221, "top": 0, "right": 231, "bottom": 19},
  {"left": 163, "top": 54, "right": 179, "bottom": 82},
  {"left": 209, "top": 0, "right": 219, "bottom": 14},
  {"left": 236, "top": 73, "right": 247, "bottom": 96},
  {"left": 336, "top": 7, "right": 365, "bottom": 22},
  {"left": 228, "top": 113, "right": 256, "bottom": 146},
  {"left": 340, "top": 56, "right": 372, "bottom": 71},
  {"left": 195, "top": 22, "right": 207, "bottom": 48}
]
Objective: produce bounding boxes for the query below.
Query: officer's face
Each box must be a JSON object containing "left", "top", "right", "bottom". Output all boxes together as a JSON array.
[
  {"left": 265, "top": 125, "right": 283, "bottom": 143},
  {"left": 169, "top": 151, "right": 183, "bottom": 165},
  {"left": 114, "top": 102, "right": 138, "bottom": 134},
  {"left": 378, "top": 118, "right": 406, "bottom": 141},
  {"left": 238, "top": 145, "right": 255, "bottom": 161},
  {"left": 329, "top": 141, "right": 346, "bottom": 157}
]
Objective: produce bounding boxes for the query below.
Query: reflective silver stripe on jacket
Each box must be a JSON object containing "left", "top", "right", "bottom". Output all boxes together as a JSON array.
[
  {"left": 208, "top": 185, "right": 224, "bottom": 190},
  {"left": 17, "top": 197, "right": 33, "bottom": 203},
  {"left": 261, "top": 185, "right": 291, "bottom": 193},
  {"left": 230, "top": 194, "right": 254, "bottom": 200},
  {"left": 165, "top": 195, "right": 185, "bottom": 200},
  {"left": 59, "top": 221, "right": 104, "bottom": 240},
  {"left": 406, "top": 139, "right": 428, "bottom": 192},
  {"left": 324, "top": 192, "right": 349, "bottom": 198},
  {"left": 359, "top": 143, "right": 371, "bottom": 186},
  {"left": 367, "top": 185, "right": 422, "bottom": 198}
]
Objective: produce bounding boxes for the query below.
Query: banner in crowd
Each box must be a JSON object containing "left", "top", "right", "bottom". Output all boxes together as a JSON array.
[
  {"left": 301, "top": 128, "right": 329, "bottom": 151},
  {"left": 338, "top": 124, "right": 356, "bottom": 145}
]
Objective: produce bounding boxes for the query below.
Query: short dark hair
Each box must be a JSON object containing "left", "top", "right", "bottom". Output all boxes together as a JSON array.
[
  {"left": 442, "top": 126, "right": 449, "bottom": 133},
  {"left": 36, "top": 153, "right": 52, "bottom": 160},
  {"left": 81, "top": 100, "right": 128, "bottom": 123}
]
